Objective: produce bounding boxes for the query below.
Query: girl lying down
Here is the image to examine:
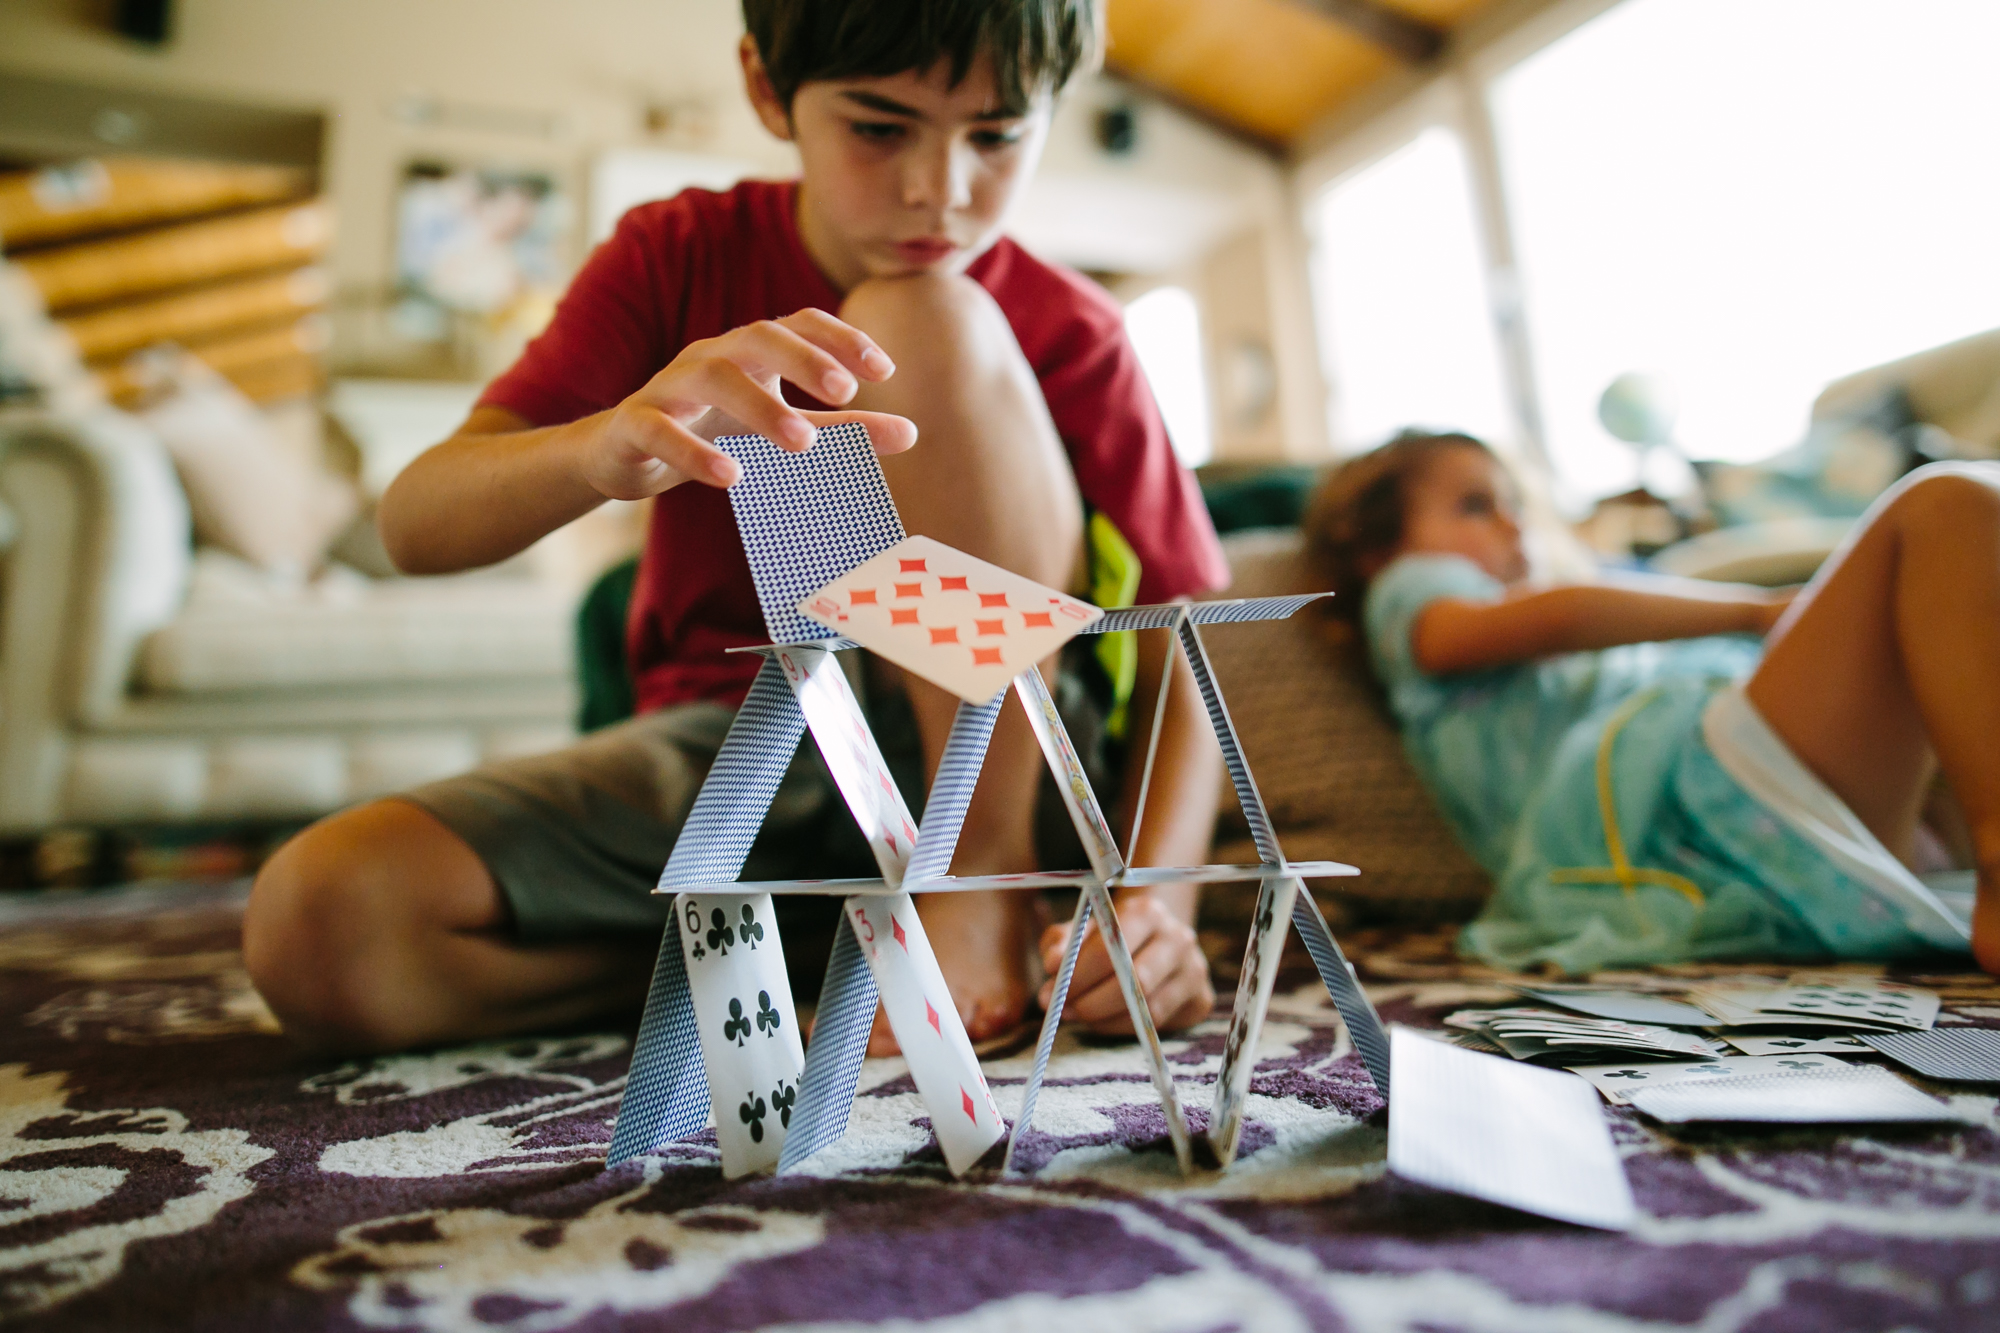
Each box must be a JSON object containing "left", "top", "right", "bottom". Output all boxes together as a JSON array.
[{"left": 1303, "top": 431, "right": 1999, "bottom": 975}]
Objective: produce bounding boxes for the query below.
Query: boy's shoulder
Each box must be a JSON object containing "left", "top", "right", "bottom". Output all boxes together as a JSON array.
[
  {"left": 610, "top": 178, "right": 793, "bottom": 247},
  {"left": 970, "top": 237, "right": 1125, "bottom": 350}
]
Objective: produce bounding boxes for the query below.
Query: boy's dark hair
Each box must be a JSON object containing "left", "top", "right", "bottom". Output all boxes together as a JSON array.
[
  {"left": 1303, "top": 430, "right": 1497, "bottom": 621},
  {"left": 744, "top": 0, "right": 1103, "bottom": 115}
]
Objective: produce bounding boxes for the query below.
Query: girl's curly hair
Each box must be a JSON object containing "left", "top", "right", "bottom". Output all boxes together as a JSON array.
[{"left": 1303, "top": 431, "right": 1496, "bottom": 621}]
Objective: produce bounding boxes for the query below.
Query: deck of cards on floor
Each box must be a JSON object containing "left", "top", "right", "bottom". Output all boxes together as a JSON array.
[{"left": 604, "top": 421, "right": 1393, "bottom": 1181}]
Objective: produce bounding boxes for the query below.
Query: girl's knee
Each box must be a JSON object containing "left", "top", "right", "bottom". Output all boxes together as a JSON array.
[{"left": 1883, "top": 462, "right": 2000, "bottom": 532}]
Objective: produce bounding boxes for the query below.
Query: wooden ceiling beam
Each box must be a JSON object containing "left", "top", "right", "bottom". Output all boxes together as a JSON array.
[{"left": 1285, "top": 0, "right": 1446, "bottom": 63}]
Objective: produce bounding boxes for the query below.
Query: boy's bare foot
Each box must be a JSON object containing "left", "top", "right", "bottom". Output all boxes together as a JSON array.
[
  {"left": 1973, "top": 862, "right": 2000, "bottom": 975},
  {"left": 867, "top": 890, "right": 1036, "bottom": 1056},
  {"left": 1036, "top": 892, "right": 1214, "bottom": 1036}
]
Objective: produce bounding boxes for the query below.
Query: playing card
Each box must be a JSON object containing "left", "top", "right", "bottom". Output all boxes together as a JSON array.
[
  {"left": 611, "top": 655, "right": 809, "bottom": 1169},
  {"left": 771, "top": 643, "right": 918, "bottom": 879},
  {"left": 1690, "top": 976, "right": 1939, "bottom": 1031},
  {"left": 1208, "top": 872, "right": 1301, "bottom": 1167},
  {"left": 798, "top": 535, "right": 1103, "bottom": 705},
  {"left": 1388, "top": 1026, "right": 1634, "bottom": 1231},
  {"left": 1865, "top": 1029, "right": 2000, "bottom": 1084},
  {"left": 1629, "top": 1065, "right": 1958, "bottom": 1124},
  {"left": 1569, "top": 1054, "right": 1852, "bottom": 1106},
  {"left": 1720, "top": 1032, "right": 1876, "bottom": 1057},
  {"left": 1752, "top": 977, "right": 1939, "bottom": 1030},
  {"left": 1513, "top": 986, "right": 1714, "bottom": 1029},
  {"left": 1445, "top": 1008, "right": 1719, "bottom": 1063},
  {"left": 716, "top": 424, "right": 905, "bottom": 646},
  {"left": 845, "top": 894, "right": 1006, "bottom": 1175},
  {"left": 676, "top": 892, "right": 804, "bottom": 1178}
]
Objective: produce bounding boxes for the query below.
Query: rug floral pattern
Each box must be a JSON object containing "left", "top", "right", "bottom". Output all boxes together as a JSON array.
[{"left": 3, "top": 883, "right": 1999, "bottom": 1332}]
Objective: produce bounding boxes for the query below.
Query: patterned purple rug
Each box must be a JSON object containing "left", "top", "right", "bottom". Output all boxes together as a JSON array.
[{"left": 4, "top": 882, "right": 2000, "bottom": 1332}]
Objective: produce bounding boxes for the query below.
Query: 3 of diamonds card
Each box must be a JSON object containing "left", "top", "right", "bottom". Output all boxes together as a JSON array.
[
  {"left": 846, "top": 893, "right": 1006, "bottom": 1174},
  {"left": 798, "top": 535, "right": 1103, "bottom": 705}
]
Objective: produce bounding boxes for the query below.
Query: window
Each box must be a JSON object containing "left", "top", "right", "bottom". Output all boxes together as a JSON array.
[
  {"left": 1491, "top": 0, "right": 2000, "bottom": 497},
  {"left": 1308, "top": 126, "right": 1514, "bottom": 455},
  {"left": 1124, "top": 285, "right": 1214, "bottom": 467}
]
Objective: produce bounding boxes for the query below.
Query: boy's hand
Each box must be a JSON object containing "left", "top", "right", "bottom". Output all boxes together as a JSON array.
[
  {"left": 1036, "top": 892, "right": 1214, "bottom": 1036},
  {"left": 580, "top": 308, "right": 918, "bottom": 500}
]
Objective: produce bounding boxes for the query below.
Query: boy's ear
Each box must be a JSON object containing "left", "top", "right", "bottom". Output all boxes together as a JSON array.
[{"left": 739, "top": 35, "right": 794, "bottom": 141}]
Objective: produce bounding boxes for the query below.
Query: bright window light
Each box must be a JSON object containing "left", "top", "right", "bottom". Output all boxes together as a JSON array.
[
  {"left": 1125, "top": 285, "right": 1214, "bottom": 467},
  {"left": 1492, "top": 0, "right": 2000, "bottom": 499},
  {"left": 1309, "top": 126, "right": 1514, "bottom": 454}
]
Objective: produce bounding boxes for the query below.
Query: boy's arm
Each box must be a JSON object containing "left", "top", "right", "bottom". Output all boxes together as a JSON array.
[
  {"left": 1412, "top": 576, "right": 1795, "bottom": 676},
  {"left": 1040, "top": 624, "right": 1221, "bottom": 1033},
  {"left": 376, "top": 311, "right": 914, "bottom": 574}
]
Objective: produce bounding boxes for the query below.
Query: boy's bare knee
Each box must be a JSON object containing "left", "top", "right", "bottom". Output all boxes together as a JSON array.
[
  {"left": 839, "top": 272, "right": 1005, "bottom": 368},
  {"left": 243, "top": 801, "right": 467, "bottom": 1051}
]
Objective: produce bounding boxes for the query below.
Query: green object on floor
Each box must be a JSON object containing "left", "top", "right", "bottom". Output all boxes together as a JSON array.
[{"left": 577, "top": 556, "right": 639, "bottom": 732}]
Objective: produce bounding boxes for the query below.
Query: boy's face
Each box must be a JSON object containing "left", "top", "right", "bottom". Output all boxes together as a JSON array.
[{"left": 743, "top": 38, "right": 1050, "bottom": 289}]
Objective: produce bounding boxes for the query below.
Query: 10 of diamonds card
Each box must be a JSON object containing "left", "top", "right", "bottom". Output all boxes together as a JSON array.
[{"left": 798, "top": 535, "right": 1103, "bottom": 705}]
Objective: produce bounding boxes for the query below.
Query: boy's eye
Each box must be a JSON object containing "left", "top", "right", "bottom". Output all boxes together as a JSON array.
[
  {"left": 1460, "top": 492, "right": 1494, "bottom": 516},
  {"left": 970, "top": 127, "right": 1026, "bottom": 150},
  {"left": 849, "top": 120, "right": 907, "bottom": 144}
]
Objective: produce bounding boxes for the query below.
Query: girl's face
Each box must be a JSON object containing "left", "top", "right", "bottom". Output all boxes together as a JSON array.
[{"left": 1397, "top": 446, "right": 1530, "bottom": 583}]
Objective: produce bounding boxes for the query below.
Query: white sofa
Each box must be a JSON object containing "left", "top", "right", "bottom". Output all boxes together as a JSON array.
[
  {"left": 0, "top": 405, "right": 577, "bottom": 832},
  {"left": 1654, "top": 326, "right": 2000, "bottom": 584}
]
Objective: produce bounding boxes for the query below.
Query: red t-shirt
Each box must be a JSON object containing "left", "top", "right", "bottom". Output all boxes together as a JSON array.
[{"left": 480, "top": 179, "right": 1228, "bottom": 711}]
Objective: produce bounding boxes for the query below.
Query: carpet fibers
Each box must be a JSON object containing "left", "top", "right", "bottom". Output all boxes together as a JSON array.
[{"left": 4, "top": 882, "right": 2000, "bottom": 1331}]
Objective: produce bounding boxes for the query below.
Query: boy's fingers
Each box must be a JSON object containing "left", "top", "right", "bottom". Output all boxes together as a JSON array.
[
  {"left": 780, "top": 307, "right": 896, "bottom": 382},
  {"left": 625, "top": 406, "right": 740, "bottom": 487},
  {"left": 732, "top": 318, "right": 864, "bottom": 405},
  {"left": 1072, "top": 934, "right": 1211, "bottom": 1033},
  {"left": 796, "top": 410, "right": 918, "bottom": 456},
  {"left": 681, "top": 360, "right": 815, "bottom": 452}
]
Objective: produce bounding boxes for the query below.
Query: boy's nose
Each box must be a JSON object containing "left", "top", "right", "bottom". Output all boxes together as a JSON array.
[{"left": 903, "top": 140, "right": 971, "bottom": 212}]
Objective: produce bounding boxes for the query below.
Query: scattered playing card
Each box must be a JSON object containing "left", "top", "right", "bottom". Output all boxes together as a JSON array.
[
  {"left": 1690, "top": 975, "right": 1939, "bottom": 1031},
  {"left": 1865, "top": 1029, "right": 2000, "bottom": 1084},
  {"left": 1629, "top": 1065, "right": 1959, "bottom": 1124},
  {"left": 1569, "top": 1054, "right": 1852, "bottom": 1106},
  {"left": 1513, "top": 985, "right": 1714, "bottom": 1029},
  {"left": 1444, "top": 1007, "right": 1720, "bottom": 1063},
  {"left": 845, "top": 894, "right": 1006, "bottom": 1174},
  {"left": 1388, "top": 1026, "right": 1635, "bottom": 1231},
  {"left": 1720, "top": 1032, "right": 1876, "bottom": 1057},
  {"left": 676, "top": 891, "right": 804, "bottom": 1178},
  {"left": 799, "top": 535, "right": 1103, "bottom": 704}
]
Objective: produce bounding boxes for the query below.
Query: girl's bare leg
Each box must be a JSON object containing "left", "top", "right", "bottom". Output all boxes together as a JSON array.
[
  {"left": 1745, "top": 463, "right": 2000, "bottom": 969},
  {"left": 840, "top": 273, "right": 1085, "bottom": 1050}
]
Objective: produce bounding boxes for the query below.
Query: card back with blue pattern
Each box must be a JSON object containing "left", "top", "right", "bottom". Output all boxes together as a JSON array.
[{"left": 717, "top": 423, "right": 906, "bottom": 645}]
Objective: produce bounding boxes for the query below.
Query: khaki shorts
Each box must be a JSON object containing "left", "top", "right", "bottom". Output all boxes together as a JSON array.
[{"left": 404, "top": 647, "right": 1114, "bottom": 944}]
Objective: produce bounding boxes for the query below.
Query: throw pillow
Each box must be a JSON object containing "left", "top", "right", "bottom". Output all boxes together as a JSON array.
[
  {"left": 135, "top": 350, "right": 357, "bottom": 575},
  {"left": 1700, "top": 385, "right": 1928, "bottom": 526}
]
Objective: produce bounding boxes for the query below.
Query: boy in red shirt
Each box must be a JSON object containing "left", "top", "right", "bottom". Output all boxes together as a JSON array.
[{"left": 246, "top": 0, "right": 1230, "bottom": 1055}]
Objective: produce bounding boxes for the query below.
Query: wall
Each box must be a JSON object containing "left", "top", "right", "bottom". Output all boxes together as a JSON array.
[
  {"left": 0, "top": 0, "right": 796, "bottom": 295},
  {"left": 0, "top": 0, "right": 1326, "bottom": 455}
]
